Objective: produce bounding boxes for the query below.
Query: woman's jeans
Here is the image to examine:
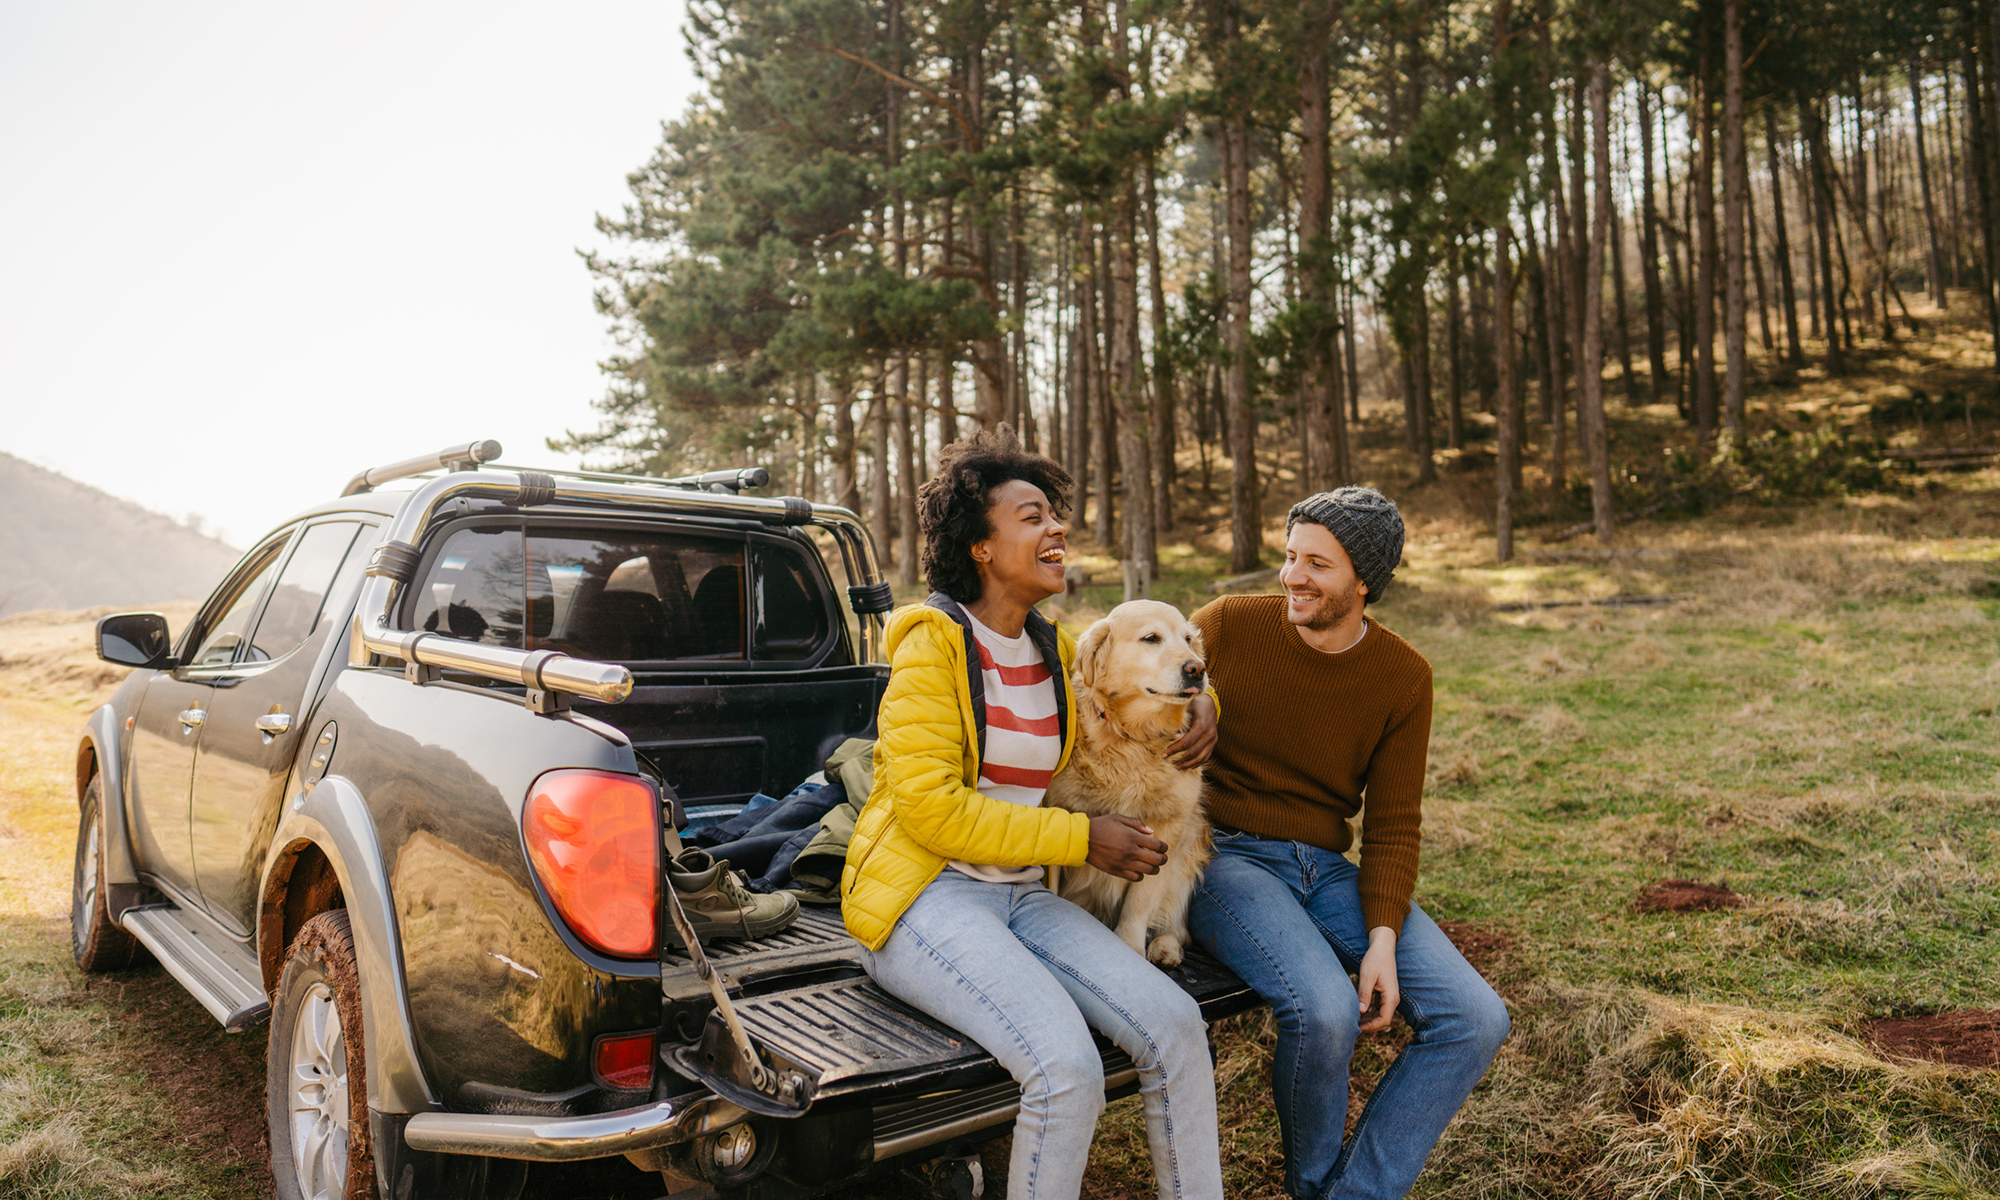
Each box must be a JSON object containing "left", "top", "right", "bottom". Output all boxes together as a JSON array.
[
  {"left": 1188, "top": 832, "right": 1510, "bottom": 1200},
  {"left": 858, "top": 870, "right": 1224, "bottom": 1200}
]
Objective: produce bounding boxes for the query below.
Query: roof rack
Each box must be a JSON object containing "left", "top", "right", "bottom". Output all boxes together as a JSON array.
[
  {"left": 342, "top": 440, "right": 773, "bottom": 499},
  {"left": 342, "top": 440, "right": 502, "bottom": 496}
]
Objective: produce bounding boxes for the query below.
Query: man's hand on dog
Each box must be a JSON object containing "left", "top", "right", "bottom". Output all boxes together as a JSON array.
[
  {"left": 1163, "top": 693, "right": 1218, "bottom": 770},
  {"left": 1086, "top": 814, "right": 1168, "bottom": 880}
]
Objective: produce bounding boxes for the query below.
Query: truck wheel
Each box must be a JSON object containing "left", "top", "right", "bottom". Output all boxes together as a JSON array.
[
  {"left": 269, "top": 910, "right": 379, "bottom": 1200},
  {"left": 71, "top": 777, "right": 142, "bottom": 971}
]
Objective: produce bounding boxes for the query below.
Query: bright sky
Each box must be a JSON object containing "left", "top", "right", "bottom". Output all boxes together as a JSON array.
[{"left": 1, "top": 1, "right": 696, "bottom": 548}]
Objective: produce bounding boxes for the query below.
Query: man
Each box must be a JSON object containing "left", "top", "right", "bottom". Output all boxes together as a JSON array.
[{"left": 1184, "top": 487, "right": 1508, "bottom": 1200}]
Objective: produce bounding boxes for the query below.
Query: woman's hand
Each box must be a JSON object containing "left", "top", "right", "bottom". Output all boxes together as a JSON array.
[
  {"left": 1164, "top": 693, "right": 1217, "bottom": 770},
  {"left": 1086, "top": 814, "right": 1167, "bottom": 881}
]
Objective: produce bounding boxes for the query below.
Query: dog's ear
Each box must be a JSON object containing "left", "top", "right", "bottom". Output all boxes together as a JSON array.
[{"left": 1075, "top": 618, "right": 1112, "bottom": 691}]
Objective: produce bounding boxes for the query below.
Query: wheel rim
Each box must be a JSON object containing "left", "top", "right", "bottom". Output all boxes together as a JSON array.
[
  {"left": 287, "top": 981, "right": 350, "bottom": 1200},
  {"left": 72, "top": 814, "right": 99, "bottom": 946}
]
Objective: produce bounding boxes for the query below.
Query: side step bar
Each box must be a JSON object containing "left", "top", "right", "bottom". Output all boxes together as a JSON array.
[{"left": 121, "top": 905, "right": 270, "bottom": 1032}]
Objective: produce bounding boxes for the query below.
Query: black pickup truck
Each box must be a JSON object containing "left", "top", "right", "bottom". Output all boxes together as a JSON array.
[{"left": 72, "top": 441, "right": 1257, "bottom": 1200}]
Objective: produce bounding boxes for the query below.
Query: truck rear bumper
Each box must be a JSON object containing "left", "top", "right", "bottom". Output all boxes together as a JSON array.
[{"left": 401, "top": 1095, "right": 747, "bottom": 1161}]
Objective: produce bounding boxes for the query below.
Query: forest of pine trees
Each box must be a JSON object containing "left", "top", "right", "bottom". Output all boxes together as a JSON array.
[{"left": 566, "top": 0, "right": 2000, "bottom": 576}]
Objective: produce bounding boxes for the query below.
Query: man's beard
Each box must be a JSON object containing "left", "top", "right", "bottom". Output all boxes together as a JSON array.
[{"left": 1292, "top": 581, "right": 1359, "bottom": 631}]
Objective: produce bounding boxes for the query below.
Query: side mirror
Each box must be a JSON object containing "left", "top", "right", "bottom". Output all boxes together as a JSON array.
[{"left": 96, "top": 613, "right": 175, "bottom": 669}]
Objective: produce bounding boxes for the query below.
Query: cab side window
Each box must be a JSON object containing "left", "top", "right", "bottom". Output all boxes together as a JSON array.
[
  {"left": 410, "top": 525, "right": 771, "bottom": 663},
  {"left": 187, "top": 538, "right": 291, "bottom": 668},
  {"left": 243, "top": 523, "right": 363, "bottom": 664}
]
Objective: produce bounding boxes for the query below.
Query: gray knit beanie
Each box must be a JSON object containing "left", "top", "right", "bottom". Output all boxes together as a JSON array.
[{"left": 1286, "top": 488, "right": 1404, "bottom": 604}]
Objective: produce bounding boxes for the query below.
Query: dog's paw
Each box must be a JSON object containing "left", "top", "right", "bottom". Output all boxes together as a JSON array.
[{"left": 1145, "top": 935, "right": 1185, "bottom": 968}]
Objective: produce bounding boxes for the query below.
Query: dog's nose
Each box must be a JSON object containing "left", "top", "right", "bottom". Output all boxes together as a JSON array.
[{"left": 1181, "top": 660, "right": 1205, "bottom": 683}]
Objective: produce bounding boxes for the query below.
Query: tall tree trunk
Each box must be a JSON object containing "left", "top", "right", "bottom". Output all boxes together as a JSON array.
[
  {"left": 1342, "top": 236, "right": 1363, "bottom": 423},
  {"left": 1541, "top": 200, "right": 1568, "bottom": 494},
  {"left": 1660, "top": 94, "right": 1692, "bottom": 415},
  {"left": 955, "top": 38, "right": 1007, "bottom": 430},
  {"left": 938, "top": 194, "right": 961, "bottom": 446},
  {"left": 796, "top": 375, "right": 820, "bottom": 500},
  {"left": 1411, "top": 281, "right": 1437, "bottom": 483},
  {"left": 1142, "top": 153, "right": 1179, "bottom": 533},
  {"left": 1694, "top": 68, "right": 1720, "bottom": 442},
  {"left": 1638, "top": 82, "right": 1669, "bottom": 401},
  {"left": 1582, "top": 55, "right": 1617, "bottom": 542},
  {"left": 1795, "top": 137, "right": 1822, "bottom": 339},
  {"left": 1722, "top": 0, "right": 1747, "bottom": 435},
  {"left": 832, "top": 378, "right": 859, "bottom": 512},
  {"left": 1803, "top": 100, "right": 1846, "bottom": 373},
  {"left": 1300, "top": 22, "right": 1352, "bottom": 489},
  {"left": 1941, "top": 66, "right": 1966, "bottom": 289},
  {"left": 1095, "top": 223, "right": 1118, "bottom": 547},
  {"left": 1983, "top": 8, "right": 2000, "bottom": 352},
  {"left": 1494, "top": 0, "right": 1520, "bottom": 560},
  {"left": 1968, "top": 41, "right": 2000, "bottom": 352},
  {"left": 1911, "top": 58, "right": 1948, "bottom": 308},
  {"left": 1767, "top": 115, "right": 1805, "bottom": 364},
  {"left": 1610, "top": 163, "right": 1636, "bottom": 403},
  {"left": 886, "top": 3, "right": 911, "bottom": 579},
  {"left": 1561, "top": 77, "right": 1587, "bottom": 423},
  {"left": 1108, "top": 0, "right": 1154, "bottom": 577},
  {"left": 1748, "top": 193, "right": 1774, "bottom": 353},
  {"left": 895, "top": 385, "right": 918, "bottom": 586},
  {"left": 1525, "top": 210, "right": 1559, "bottom": 441},
  {"left": 1070, "top": 251, "right": 1090, "bottom": 518},
  {"left": 1446, "top": 244, "right": 1466, "bottom": 449},
  {"left": 869, "top": 384, "right": 893, "bottom": 551},
  {"left": 1073, "top": 223, "right": 1097, "bottom": 531},
  {"left": 1223, "top": 0, "right": 1261, "bottom": 572}
]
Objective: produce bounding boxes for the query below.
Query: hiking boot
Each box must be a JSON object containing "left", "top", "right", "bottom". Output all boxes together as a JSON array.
[{"left": 667, "top": 847, "right": 799, "bottom": 944}]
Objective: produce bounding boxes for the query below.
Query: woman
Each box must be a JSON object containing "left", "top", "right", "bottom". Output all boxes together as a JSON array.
[{"left": 842, "top": 427, "right": 1224, "bottom": 1200}]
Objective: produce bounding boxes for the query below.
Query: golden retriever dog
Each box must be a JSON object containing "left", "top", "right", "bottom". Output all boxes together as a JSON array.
[{"left": 1047, "top": 600, "right": 1213, "bottom": 967}]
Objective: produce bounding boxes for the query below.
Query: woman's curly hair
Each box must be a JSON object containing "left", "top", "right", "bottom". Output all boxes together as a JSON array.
[{"left": 918, "top": 425, "right": 1074, "bottom": 604}]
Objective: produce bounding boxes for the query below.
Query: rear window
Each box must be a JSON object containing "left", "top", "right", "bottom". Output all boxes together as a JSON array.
[{"left": 408, "top": 524, "right": 839, "bottom": 666}]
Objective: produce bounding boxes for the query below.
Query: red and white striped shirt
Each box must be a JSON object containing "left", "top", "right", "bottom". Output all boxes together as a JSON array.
[{"left": 949, "top": 609, "right": 1062, "bottom": 884}]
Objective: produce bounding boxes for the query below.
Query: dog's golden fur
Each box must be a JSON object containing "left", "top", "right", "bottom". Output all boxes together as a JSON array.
[{"left": 1046, "top": 600, "right": 1212, "bottom": 967}]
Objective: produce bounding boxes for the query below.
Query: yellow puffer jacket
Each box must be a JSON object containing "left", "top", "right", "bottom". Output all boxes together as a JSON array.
[{"left": 841, "top": 603, "right": 1089, "bottom": 949}]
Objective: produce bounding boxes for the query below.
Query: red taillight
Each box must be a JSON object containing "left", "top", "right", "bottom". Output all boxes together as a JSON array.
[
  {"left": 593, "top": 1031, "right": 658, "bottom": 1090},
  {"left": 523, "top": 770, "right": 659, "bottom": 958}
]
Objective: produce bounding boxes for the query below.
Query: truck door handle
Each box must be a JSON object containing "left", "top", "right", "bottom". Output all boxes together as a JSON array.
[
  {"left": 178, "top": 709, "right": 206, "bottom": 731},
  {"left": 254, "top": 713, "right": 294, "bottom": 735}
]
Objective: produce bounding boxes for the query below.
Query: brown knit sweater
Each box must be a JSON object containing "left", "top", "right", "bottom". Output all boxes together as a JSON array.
[{"left": 1192, "top": 594, "right": 1433, "bottom": 934}]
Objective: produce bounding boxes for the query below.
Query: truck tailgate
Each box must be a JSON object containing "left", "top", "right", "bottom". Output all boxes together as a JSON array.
[{"left": 663, "top": 907, "right": 1263, "bottom": 1105}]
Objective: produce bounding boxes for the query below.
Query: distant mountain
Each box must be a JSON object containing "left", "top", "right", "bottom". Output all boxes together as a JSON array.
[{"left": 0, "top": 453, "right": 243, "bottom": 617}]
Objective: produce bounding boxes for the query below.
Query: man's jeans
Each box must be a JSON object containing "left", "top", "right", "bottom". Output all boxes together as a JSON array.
[
  {"left": 1189, "top": 832, "right": 1509, "bottom": 1200},
  {"left": 859, "top": 870, "right": 1224, "bottom": 1200}
]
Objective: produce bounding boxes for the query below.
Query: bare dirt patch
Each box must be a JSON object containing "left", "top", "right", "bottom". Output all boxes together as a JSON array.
[
  {"left": 1435, "top": 921, "right": 1515, "bottom": 978},
  {"left": 1863, "top": 1009, "right": 2000, "bottom": 1071},
  {"left": 1633, "top": 879, "right": 1744, "bottom": 913}
]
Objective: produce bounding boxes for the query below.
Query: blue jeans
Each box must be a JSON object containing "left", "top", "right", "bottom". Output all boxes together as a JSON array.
[
  {"left": 859, "top": 870, "right": 1223, "bottom": 1200},
  {"left": 1188, "top": 832, "right": 1509, "bottom": 1200}
]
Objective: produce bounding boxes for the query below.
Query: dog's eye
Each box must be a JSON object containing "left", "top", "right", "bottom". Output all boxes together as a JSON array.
[{"left": 1141, "top": 633, "right": 1162, "bottom": 643}]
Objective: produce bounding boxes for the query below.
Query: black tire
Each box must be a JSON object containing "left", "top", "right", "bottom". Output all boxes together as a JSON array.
[
  {"left": 269, "top": 910, "right": 380, "bottom": 1200},
  {"left": 71, "top": 776, "right": 143, "bottom": 972}
]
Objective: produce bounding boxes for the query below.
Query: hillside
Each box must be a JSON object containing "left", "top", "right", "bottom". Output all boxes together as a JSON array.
[{"left": 0, "top": 453, "right": 242, "bottom": 618}]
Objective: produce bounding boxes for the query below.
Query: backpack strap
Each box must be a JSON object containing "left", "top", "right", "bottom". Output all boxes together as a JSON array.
[
  {"left": 923, "top": 593, "right": 987, "bottom": 765},
  {"left": 1022, "top": 607, "right": 1071, "bottom": 754}
]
